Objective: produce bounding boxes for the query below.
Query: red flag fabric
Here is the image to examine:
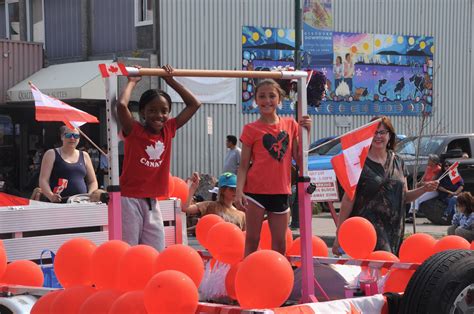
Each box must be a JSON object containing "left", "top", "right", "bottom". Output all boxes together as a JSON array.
[
  {"left": 98, "top": 63, "right": 129, "bottom": 78},
  {"left": 0, "top": 192, "right": 30, "bottom": 207},
  {"left": 30, "top": 83, "right": 99, "bottom": 129},
  {"left": 331, "top": 120, "right": 380, "bottom": 200},
  {"left": 447, "top": 162, "right": 461, "bottom": 184}
]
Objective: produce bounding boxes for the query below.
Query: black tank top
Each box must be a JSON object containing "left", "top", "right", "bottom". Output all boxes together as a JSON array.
[{"left": 49, "top": 149, "right": 87, "bottom": 199}]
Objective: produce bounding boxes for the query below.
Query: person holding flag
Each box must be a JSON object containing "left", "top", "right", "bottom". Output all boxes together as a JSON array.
[
  {"left": 332, "top": 116, "right": 438, "bottom": 255},
  {"left": 437, "top": 160, "right": 464, "bottom": 221},
  {"left": 39, "top": 126, "right": 98, "bottom": 203}
]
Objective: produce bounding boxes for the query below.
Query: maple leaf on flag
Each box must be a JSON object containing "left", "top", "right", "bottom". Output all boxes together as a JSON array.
[
  {"left": 108, "top": 65, "right": 118, "bottom": 73},
  {"left": 99, "top": 63, "right": 129, "bottom": 78},
  {"left": 331, "top": 119, "right": 380, "bottom": 200}
]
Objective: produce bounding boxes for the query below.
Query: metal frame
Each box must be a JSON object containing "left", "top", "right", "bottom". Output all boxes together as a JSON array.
[{"left": 104, "top": 68, "right": 316, "bottom": 303}]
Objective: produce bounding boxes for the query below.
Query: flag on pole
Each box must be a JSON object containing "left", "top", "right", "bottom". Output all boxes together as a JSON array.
[
  {"left": 447, "top": 162, "right": 461, "bottom": 184},
  {"left": 98, "top": 63, "right": 129, "bottom": 78},
  {"left": 30, "top": 83, "right": 99, "bottom": 129},
  {"left": 330, "top": 119, "right": 381, "bottom": 200}
]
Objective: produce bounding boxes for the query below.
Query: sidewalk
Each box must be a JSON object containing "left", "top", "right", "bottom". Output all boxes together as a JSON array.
[{"left": 294, "top": 212, "right": 448, "bottom": 247}]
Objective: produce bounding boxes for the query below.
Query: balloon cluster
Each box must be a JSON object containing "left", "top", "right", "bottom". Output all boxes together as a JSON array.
[
  {"left": 337, "top": 217, "right": 473, "bottom": 293},
  {"left": 30, "top": 239, "right": 203, "bottom": 313},
  {"left": 0, "top": 240, "right": 44, "bottom": 287}
]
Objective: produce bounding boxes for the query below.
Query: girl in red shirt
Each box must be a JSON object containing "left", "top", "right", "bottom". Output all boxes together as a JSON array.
[
  {"left": 117, "top": 65, "right": 201, "bottom": 251},
  {"left": 235, "top": 79, "right": 312, "bottom": 256}
]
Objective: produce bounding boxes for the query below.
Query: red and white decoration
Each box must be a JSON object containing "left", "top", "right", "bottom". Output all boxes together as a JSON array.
[
  {"left": 98, "top": 63, "right": 129, "bottom": 78},
  {"left": 331, "top": 120, "right": 380, "bottom": 200},
  {"left": 447, "top": 162, "right": 461, "bottom": 184},
  {"left": 30, "top": 83, "right": 99, "bottom": 129}
]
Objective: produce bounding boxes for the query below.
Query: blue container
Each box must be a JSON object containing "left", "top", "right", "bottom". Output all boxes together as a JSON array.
[{"left": 40, "top": 249, "right": 62, "bottom": 288}]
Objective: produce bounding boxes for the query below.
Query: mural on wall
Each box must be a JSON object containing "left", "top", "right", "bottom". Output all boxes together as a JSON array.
[
  {"left": 242, "top": 27, "right": 434, "bottom": 115},
  {"left": 241, "top": 3, "right": 434, "bottom": 116}
]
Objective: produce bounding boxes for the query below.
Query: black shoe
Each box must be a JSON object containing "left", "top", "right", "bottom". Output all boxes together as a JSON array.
[{"left": 405, "top": 217, "right": 414, "bottom": 223}]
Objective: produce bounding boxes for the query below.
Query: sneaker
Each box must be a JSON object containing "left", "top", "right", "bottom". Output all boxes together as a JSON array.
[{"left": 405, "top": 216, "right": 414, "bottom": 223}]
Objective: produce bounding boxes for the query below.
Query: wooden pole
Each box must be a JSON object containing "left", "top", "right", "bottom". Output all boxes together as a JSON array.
[{"left": 126, "top": 67, "right": 307, "bottom": 79}]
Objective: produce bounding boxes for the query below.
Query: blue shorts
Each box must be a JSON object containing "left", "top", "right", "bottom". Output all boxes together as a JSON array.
[{"left": 245, "top": 193, "right": 290, "bottom": 214}]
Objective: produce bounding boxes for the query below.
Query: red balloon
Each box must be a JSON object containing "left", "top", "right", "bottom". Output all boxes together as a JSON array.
[
  {"left": 207, "top": 222, "right": 245, "bottom": 264},
  {"left": 92, "top": 240, "right": 130, "bottom": 290},
  {"left": 259, "top": 221, "right": 294, "bottom": 254},
  {"left": 55, "top": 238, "right": 97, "bottom": 288},
  {"left": 170, "top": 177, "right": 189, "bottom": 204},
  {"left": 367, "top": 250, "right": 399, "bottom": 275},
  {"left": 235, "top": 250, "right": 294, "bottom": 309},
  {"left": 471, "top": 241, "right": 474, "bottom": 250},
  {"left": 196, "top": 214, "right": 224, "bottom": 248},
  {"left": 0, "top": 240, "right": 6, "bottom": 279},
  {"left": 31, "top": 290, "right": 62, "bottom": 314},
  {"left": 154, "top": 244, "right": 204, "bottom": 288},
  {"left": 1, "top": 260, "right": 44, "bottom": 287},
  {"left": 225, "top": 262, "right": 242, "bottom": 300},
  {"left": 339, "top": 217, "right": 377, "bottom": 259},
  {"left": 51, "top": 286, "right": 97, "bottom": 314},
  {"left": 287, "top": 236, "right": 328, "bottom": 267},
  {"left": 144, "top": 270, "right": 199, "bottom": 314},
  {"left": 399, "top": 233, "right": 436, "bottom": 263},
  {"left": 383, "top": 269, "right": 415, "bottom": 293},
  {"left": 117, "top": 245, "right": 159, "bottom": 292},
  {"left": 433, "top": 235, "right": 470, "bottom": 253},
  {"left": 109, "top": 291, "right": 147, "bottom": 314},
  {"left": 78, "top": 289, "right": 121, "bottom": 314}
]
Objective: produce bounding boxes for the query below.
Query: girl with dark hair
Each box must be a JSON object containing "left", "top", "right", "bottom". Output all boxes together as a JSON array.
[
  {"left": 117, "top": 64, "right": 201, "bottom": 251},
  {"left": 448, "top": 192, "right": 473, "bottom": 242},
  {"left": 332, "top": 116, "right": 439, "bottom": 255}
]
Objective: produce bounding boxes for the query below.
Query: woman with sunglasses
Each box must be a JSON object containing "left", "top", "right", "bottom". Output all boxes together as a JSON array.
[
  {"left": 39, "top": 126, "right": 98, "bottom": 203},
  {"left": 332, "top": 116, "right": 438, "bottom": 255}
]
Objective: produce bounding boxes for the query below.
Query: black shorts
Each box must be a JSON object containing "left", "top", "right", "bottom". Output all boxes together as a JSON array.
[{"left": 245, "top": 193, "right": 290, "bottom": 214}]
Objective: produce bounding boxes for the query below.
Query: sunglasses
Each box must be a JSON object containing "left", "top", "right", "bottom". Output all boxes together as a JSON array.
[{"left": 64, "top": 132, "right": 80, "bottom": 139}]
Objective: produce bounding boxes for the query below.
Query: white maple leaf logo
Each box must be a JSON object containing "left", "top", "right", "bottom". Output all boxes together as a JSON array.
[{"left": 145, "top": 141, "right": 165, "bottom": 160}]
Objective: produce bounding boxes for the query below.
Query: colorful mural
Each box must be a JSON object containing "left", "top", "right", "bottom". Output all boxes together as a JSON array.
[{"left": 242, "top": 26, "right": 434, "bottom": 116}]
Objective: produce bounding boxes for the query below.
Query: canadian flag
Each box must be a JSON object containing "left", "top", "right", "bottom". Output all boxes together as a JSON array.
[
  {"left": 98, "top": 63, "right": 129, "bottom": 78},
  {"left": 30, "top": 83, "right": 99, "bottom": 129},
  {"left": 330, "top": 119, "right": 381, "bottom": 200},
  {"left": 447, "top": 162, "right": 461, "bottom": 184}
]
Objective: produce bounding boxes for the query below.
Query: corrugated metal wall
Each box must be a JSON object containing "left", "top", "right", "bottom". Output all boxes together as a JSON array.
[
  {"left": 44, "top": 0, "right": 82, "bottom": 60},
  {"left": 0, "top": 40, "right": 43, "bottom": 104},
  {"left": 160, "top": 0, "right": 473, "bottom": 178},
  {"left": 91, "top": 0, "right": 137, "bottom": 55}
]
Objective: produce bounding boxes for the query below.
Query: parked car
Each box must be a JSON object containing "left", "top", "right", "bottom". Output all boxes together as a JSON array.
[
  {"left": 395, "top": 134, "right": 474, "bottom": 193},
  {"left": 396, "top": 134, "right": 474, "bottom": 224}
]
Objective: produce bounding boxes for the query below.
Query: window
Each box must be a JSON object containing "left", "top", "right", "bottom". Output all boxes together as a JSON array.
[
  {"left": 135, "top": 0, "right": 153, "bottom": 26},
  {"left": 30, "top": 0, "right": 44, "bottom": 43},
  {"left": 4, "top": 0, "right": 20, "bottom": 40}
]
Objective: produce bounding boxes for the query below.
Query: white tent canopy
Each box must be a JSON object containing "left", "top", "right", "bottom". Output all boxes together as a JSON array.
[{"left": 6, "top": 60, "right": 112, "bottom": 102}]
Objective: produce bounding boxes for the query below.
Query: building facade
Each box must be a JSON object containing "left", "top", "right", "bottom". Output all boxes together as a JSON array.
[{"left": 0, "top": 0, "right": 472, "bottom": 190}]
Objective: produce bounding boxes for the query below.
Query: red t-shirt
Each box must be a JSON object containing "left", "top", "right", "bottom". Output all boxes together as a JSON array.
[
  {"left": 120, "top": 119, "right": 177, "bottom": 198},
  {"left": 423, "top": 164, "right": 441, "bottom": 181},
  {"left": 240, "top": 117, "right": 298, "bottom": 194}
]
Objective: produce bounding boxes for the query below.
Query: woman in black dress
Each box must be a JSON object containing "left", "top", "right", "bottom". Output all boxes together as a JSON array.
[{"left": 332, "top": 116, "right": 438, "bottom": 255}]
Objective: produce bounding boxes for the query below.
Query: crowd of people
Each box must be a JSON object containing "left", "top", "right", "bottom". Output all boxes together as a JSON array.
[{"left": 22, "top": 66, "right": 472, "bottom": 255}]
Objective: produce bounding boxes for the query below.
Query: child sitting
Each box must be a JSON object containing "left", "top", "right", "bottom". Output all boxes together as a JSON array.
[{"left": 447, "top": 192, "right": 473, "bottom": 242}]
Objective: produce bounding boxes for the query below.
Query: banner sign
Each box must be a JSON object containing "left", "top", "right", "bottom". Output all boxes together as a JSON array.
[{"left": 309, "top": 169, "right": 340, "bottom": 202}]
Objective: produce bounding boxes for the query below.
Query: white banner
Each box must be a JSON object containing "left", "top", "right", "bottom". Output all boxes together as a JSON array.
[
  {"left": 308, "top": 169, "right": 340, "bottom": 202},
  {"left": 167, "top": 77, "right": 237, "bottom": 104}
]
